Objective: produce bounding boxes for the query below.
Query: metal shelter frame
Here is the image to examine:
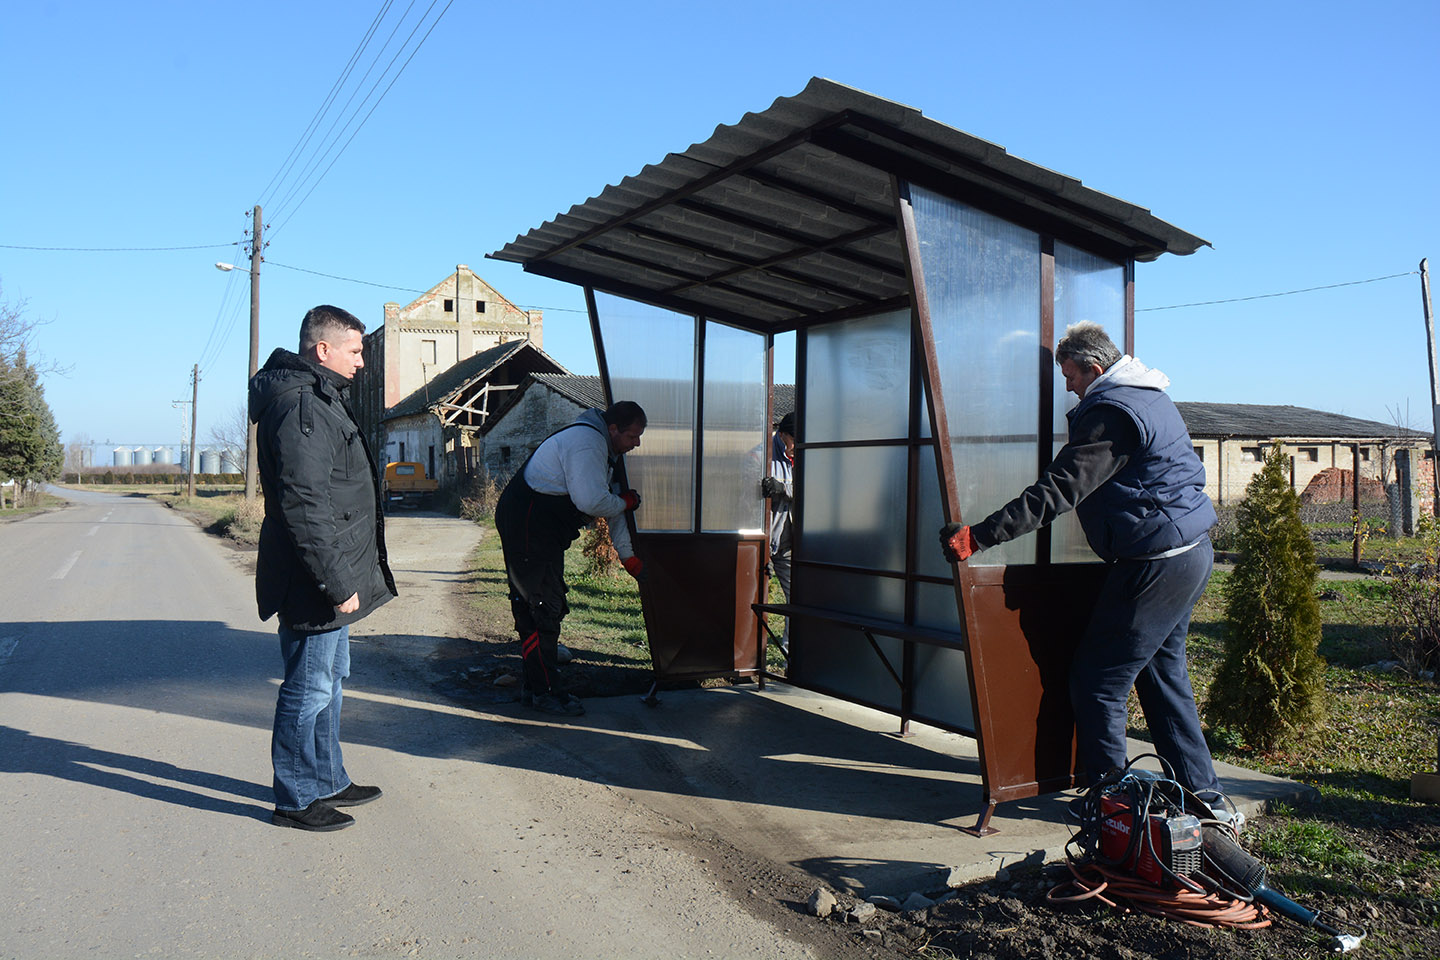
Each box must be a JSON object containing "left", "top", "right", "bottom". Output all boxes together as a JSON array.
[{"left": 489, "top": 78, "right": 1207, "bottom": 834}]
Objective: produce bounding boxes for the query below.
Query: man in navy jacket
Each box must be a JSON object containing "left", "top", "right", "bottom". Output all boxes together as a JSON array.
[
  {"left": 940, "top": 322, "right": 1224, "bottom": 803},
  {"left": 250, "top": 304, "right": 397, "bottom": 831}
]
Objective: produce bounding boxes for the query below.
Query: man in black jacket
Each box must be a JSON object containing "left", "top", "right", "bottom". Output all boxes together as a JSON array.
[{"left": 249, "top": 305, "right": 397, "bottom": 832}]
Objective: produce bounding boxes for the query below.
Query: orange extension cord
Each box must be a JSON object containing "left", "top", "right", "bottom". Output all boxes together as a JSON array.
[{"left": 1047, "top": 858, "right": 1272, "bottom": 929}]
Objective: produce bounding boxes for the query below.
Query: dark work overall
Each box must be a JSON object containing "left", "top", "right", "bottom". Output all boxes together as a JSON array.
[{"left": 493, "top": 423, "right": 610, "bottom": 695}]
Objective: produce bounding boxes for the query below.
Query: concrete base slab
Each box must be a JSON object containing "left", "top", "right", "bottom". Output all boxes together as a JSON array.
[{"left": 535, "top": 681, "right": 1315, "bottom": 899}]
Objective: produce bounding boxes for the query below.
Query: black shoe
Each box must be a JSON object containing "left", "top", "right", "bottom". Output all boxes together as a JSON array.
[
  {"left": 325, "top": 782, "right": 382, "bottom": 807},
  {"left": 528, "top": 692, "right": 584, "bottom": 716},
  {"left": 272, "top": 800, "right": 354, "bottom": 832}
]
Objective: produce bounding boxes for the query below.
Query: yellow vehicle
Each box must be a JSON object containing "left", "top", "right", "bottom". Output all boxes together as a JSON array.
[{"left": 383, "top": 461, "right": 438, "bottom": 509}]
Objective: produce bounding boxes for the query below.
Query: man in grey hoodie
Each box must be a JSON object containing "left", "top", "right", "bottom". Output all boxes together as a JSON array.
[{"left": 939, "top": 322, "right": 1225, "bottom": 805}]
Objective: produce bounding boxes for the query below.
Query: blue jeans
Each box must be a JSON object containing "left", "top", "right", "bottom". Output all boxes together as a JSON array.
[
  {"left": 272, "top": 623, "right": 352, "bottom": 810},
  {"left": 1070, "top": 538, "right": 1221, "bottom": 795}
]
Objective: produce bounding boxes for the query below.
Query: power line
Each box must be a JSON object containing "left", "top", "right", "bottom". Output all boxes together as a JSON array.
[
  {"left": 255, "top": 0, "right": 397, "bottom": 212},
  {"left": 266, "top": 259, "right": 588, "bottom": 312},
  {"left": 269, "top": 0, "right": 454, "bottom": 237},
  {"left": 0, "top": 242, "right": 238, "bottom": 252},
  {"left": 1139, "top": 271, "right": 1418, "bottom": 312}
]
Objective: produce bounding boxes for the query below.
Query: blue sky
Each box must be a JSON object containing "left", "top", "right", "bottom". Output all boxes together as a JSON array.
[{"left": 3, "top": 1, "right": 1436, "bottom": 450}]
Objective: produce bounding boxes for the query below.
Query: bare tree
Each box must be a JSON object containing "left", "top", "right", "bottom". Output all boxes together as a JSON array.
[{"left": 209, "top": 400, "right": 248, "bottom": 465}]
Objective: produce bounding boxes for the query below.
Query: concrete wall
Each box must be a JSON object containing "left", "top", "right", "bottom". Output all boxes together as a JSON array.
[
  {"left": 1195, "top": 437, "right": 1435, "bottom": 507},
  {"left": 480, "top": 386, "right": 587, "bottom": 482}
]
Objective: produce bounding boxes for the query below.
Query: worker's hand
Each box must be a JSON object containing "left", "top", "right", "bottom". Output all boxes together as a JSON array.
[
  {"left": 760, "top": 476, "right": 780, "bottom": 499},
  {"left": 621, "top": 489, "right": 641, "bottom": 512},
  {"left": 337, "top": 592, "right": 361, "bottom": 614},
  {"left": 939, "top": 523, "right": 977, "bottom": 563},
  {"left": 621, "top": 556, "right": 646, "bottom": 583}
]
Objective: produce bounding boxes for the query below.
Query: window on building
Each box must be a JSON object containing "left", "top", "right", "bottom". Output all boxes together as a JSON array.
[
  {"left": 1299, "top": 447, "right": 1318, "bottom": 462},
  {"left": 500, "top": 446, "right": 511, "bottom": 464},
  {"left": 1241, "top": 446, "right": 1264, "bottom": 462},
  {"left": 444, "top": 299, "right": 454, "bottom": 312},
  {"left": 421, "top": 339, "right": 437, "bottom": 364},
  {"left": 1360, "top": 447, "right": 1372, "bottom": 462},
  {"left": 476, "top": 300, "right": 486, "bottom": 313},
  {"left": 1193, "top": 446, "right": 1204, "bottom": 461}
]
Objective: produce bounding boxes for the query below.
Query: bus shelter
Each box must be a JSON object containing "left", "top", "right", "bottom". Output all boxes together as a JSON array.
[{"left": 488, "top": 78, "right": 1208, "bottom": 833}]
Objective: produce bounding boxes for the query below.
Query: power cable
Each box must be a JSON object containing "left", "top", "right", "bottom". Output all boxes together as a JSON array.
[
  {"left": 266, "top": 259, "right": 588, "bottom": 313},
  {"left": 1139, "top": 271, "right": 1418, "bottom": 312},
  {"left": 0, "top": 242, "right": 238, "bottom": 252},
  {"left": 255, "top": 0, "right": 396, "bottom": 212},
  {"left": 266, "top": 0, "right": 422, "bottom": 222},
  {"left": 268, "top": 0, "right": 454, "bottom": 236}
]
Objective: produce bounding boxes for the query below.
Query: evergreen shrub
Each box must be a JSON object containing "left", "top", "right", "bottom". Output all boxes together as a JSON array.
[{"left": 1206, "top": 444, "right": 1328, "bottom": 750}]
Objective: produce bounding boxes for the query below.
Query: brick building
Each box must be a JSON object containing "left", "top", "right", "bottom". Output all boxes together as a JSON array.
[{"left": 351, "top": 265, "right": 546, "bottom": 479}]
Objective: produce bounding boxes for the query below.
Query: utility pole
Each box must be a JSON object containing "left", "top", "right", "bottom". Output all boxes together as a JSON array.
[
  {"left": 188, "top": 364, "right": 199, "bottom": 499},
  {"left": 1421, "top": 258, "right": 1438, "bottom": 516},
  {"left": 245, "top": 205, "right": 263, "bottom": 502},
  {"left": 171, "top": 399, "right": 191, "bottom": 488}
]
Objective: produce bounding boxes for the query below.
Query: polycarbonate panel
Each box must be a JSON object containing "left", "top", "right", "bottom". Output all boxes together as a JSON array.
[
  {"left": 911, "top": 186, "right": 1041, "bottom": 567},
  {"left": 912, "top": 583, "right": 974, "bottom": 730},
  {"left": 914, "top": 446, "right": 951, "bottom": 579},
  {"left": 913, "top": 580, "right": 963, "bottom": 633},
  {"left": 1050, "top": 242, "right": 1122, "bottom": 563},
  {"left": 595, "top": 292, "right": 695, "bottom": 532},
  {"left": 912, "top": 645, "right": 977, "bottom": 732},
  {"left": 803, "top": 310, "right": 911, "bottom": 443},
  {"left": 792, "top": 618, "right": 903, "bottom": 712},
  {"left": 795, "top": 566, "right": 906, "bottom": 624},
  {"left": 802, "top": 446, "right": 908, "bottom": 572},
  {"left": 949, "top": 439, "right": 1038, "bottom": 564},
  {"left": 700, "top": 321, "right": 766, "bottom": 533}
]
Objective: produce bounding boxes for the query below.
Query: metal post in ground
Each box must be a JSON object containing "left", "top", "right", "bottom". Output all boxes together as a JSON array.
[{"left": 1421, "top": 259, "right": 1438, "bottom": 516}]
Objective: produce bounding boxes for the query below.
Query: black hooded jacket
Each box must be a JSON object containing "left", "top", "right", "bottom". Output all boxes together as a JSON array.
[{"left": 248, "top": 348, "right": 396, "bottom": 632}]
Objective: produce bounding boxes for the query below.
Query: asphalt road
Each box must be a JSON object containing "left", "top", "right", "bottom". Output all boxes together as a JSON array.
[{"left": 0, "top": 490, "right": 860, "bottom": 959}]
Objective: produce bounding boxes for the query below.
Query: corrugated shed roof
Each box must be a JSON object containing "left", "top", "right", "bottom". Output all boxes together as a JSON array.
[
  {"left": 489, "top": 78, "right": 1207, "bottom": 332},
  {"left": 1176, "top": 402, "right": 1431, "bottom": 441},
  {"left": 531, "top": 373, "right": 607, "bottom": 410}
]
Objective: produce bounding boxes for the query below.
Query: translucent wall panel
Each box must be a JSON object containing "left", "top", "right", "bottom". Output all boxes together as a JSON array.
[
  {"left": 700, "top": 321, "right": 766, "bottom": 534},
  {"left": 1050, "top": 242, "right": 1124, "bottom": 563},
  {"left": 796, "top": 566, "right": 906, "bottom": 624},
  {"left": 804, "top": 310, "right": 911, "bottom": 443},
  {"left": 595, "top": 292, "right": 695, "bottom": 532},
  {"left": 792, "top": 618, "right": 904, "bottom": 712},
  {"left": 911, "top": 186, "right": 1041, "bottom": 566},
  {"left": 913, "top": 584, "right": 975, "bottom": 731},
  {"left": 803, "top": 446, "right": 908, "bottom": 572}
]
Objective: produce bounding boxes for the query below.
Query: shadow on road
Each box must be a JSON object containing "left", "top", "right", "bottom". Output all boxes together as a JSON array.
[{"left": 0, "top": 725, "right": 272, "bottom": 821}]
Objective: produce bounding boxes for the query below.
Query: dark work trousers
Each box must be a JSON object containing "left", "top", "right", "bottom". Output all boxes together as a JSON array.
[
  {"left": 495, "top": 465, "right": 586, "bottom": 697},
  {"left": 1069, "top": 536, "right": 1221, "bottom": 795},
  {"left": 503, "top": 549, "right": 569, "bottom": 695}
]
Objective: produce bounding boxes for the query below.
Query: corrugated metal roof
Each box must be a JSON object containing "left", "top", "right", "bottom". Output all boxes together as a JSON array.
[
  {"left": 1176, "top": 402, "right": 1431, "bottom": 441},
  {"left": 532, "top": 373, "right": 608, "bottom": 410},
  {"left": 489, "top": 78, "right": 1208, "bottom": 332}
]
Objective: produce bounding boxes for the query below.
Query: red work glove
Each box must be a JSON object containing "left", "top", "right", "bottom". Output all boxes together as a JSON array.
[
  {"left": 621, "top": 556, "right": 646, "bottom": 582},
  {"left": 621, "top": 489, "right": 641, "bottom": 512},
  {"left": 939, "top": 522, "right": 978, "bottom": 563}
]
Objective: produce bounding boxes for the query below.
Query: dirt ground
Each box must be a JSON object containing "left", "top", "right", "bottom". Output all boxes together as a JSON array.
[{"left": 194, "top": 506, "right": 1440, "bottom": 958}]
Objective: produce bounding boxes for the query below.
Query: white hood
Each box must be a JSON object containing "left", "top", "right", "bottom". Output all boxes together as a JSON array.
[{"left": 1089, "top": 355, "right": 1170, "bottom": 395}]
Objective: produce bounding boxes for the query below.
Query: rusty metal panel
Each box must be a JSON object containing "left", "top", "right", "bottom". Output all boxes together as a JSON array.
[
  {"left": 960, "top": 564, "right": 1107, "bottom": 802},
  {"left": 636, "top": 534, "right": 764, "bottom": 681}
]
